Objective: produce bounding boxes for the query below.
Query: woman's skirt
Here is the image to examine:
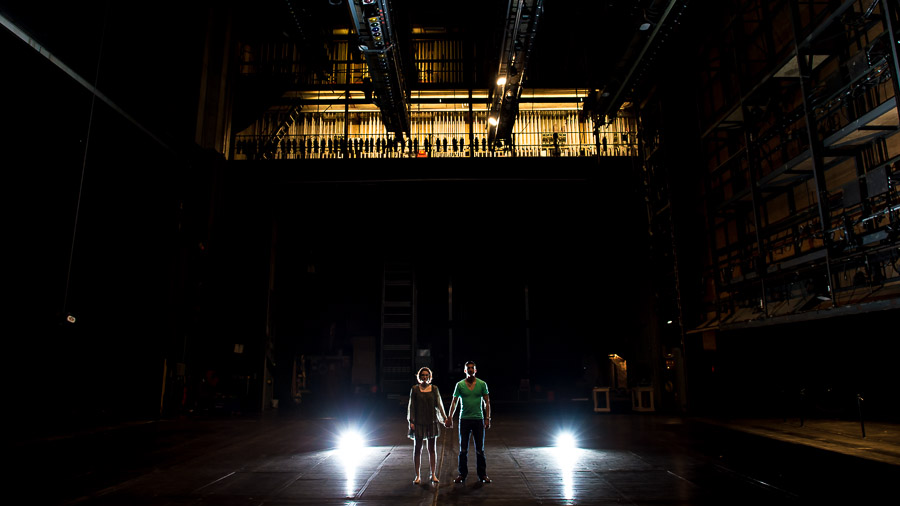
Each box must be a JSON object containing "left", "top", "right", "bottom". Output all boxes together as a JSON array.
[{"left": 409, "top": 421, "right": 441, "bottom": 440}]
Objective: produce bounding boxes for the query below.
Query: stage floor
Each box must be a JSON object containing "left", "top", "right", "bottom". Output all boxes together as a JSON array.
[{"left": 9, "top": 405, "right": 898, "bottom": 505}]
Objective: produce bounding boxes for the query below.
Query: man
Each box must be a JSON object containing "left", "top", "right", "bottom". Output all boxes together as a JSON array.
[{"left": 446, "top": 361, "right": 491, "bottom": 483}]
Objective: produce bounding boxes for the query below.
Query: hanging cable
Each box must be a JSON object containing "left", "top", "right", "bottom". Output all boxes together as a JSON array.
[{"left": 63, "top": 0, "right": 111, "bottom": 321}]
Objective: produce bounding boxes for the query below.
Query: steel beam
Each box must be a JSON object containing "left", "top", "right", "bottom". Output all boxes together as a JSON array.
[
  {"left": 347, "top": 0, "right": 410, "bottom": 136},
  {"left": 487, "top": 0, "right": 544, "bottom": 146}
]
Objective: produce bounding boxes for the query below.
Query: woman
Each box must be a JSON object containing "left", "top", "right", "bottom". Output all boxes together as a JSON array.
[{"left": 407, "top": 366, "right": 448, "bottom": 484}]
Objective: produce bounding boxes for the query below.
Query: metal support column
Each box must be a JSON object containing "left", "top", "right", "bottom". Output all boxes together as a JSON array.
[
  {"left": 732, "top": 40, "right": 769, "bottom": 316},
  {"left": 880, "top": 0, "right": 900, "bottom": 118},
  {"left": 448, "top": 276, "right": 453, "bottom": 372},
  {"left": 789, "top": 0, "right": 836, "bottom": 307}
]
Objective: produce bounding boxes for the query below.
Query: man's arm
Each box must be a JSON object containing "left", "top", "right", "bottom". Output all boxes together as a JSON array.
[
  {"left": 446, "top": 397, "right": 458, "bottom": 427},
  {"left": 483, "top": 395, "right": 491, "bottom": 429}
]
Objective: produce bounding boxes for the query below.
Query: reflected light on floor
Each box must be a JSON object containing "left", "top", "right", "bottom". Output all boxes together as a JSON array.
[{"left": 554, "top": 432, "right": 579, "bottom": 501}]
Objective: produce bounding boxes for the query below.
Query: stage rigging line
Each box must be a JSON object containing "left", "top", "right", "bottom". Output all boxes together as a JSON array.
[
  {"left": 0, "top": 11, "right": 173, "bottom": 154},
  {"left": 0, "top": 7, "right": 174, "bottom": 318}
]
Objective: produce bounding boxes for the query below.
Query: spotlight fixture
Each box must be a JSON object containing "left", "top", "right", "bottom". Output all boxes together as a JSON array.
[
  {"left": 639, "top": 22, "right": 652, "bottom": 31},
  {"left": 497, "top": 77, "right": 507, "bottom": 86},
  {"left": 488, "top": 116, "right": 499, "bottom": 126},
  {"left": 66, "top": 314, "right": 76, "bottom": 324},
  {"left": 362, "top": 0, "right": 376, "bottom": 4}
]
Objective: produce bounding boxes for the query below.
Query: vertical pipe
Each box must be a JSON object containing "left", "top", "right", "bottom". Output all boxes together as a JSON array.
[
  {"left": 857, "top": 393, "right": 866, "bottom": 438},
  {"left": 880, "top": 0, "right": 900, "bottom": 118},
  {"left": 538, "top": 111, "right": 549, "bottom": 155},
  {"left": 525, "top": 282, "right": 530, "bottom": 378},
  {"left": 448, "top": 275, "right": 453, "bottom": 372},
  {"left": 789, "top": 0, "right": 836, "bottom": 306},
  {"left": 524, "top": 111, "right": 530, "bottom": 156},
  {"left": 468, "top": 88, "right": 474, "bottom": 157}
]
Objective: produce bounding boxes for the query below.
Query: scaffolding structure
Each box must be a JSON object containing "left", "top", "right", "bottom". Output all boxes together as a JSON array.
[{"left": 688, "top": 0, "right": 900, "bottom": 329}]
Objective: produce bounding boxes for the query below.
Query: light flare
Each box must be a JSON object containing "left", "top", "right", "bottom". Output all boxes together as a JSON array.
[
  {"left": 335, "top": 429, "right": 367, "bottom": 497},
  {"left": 554, "top": 431, "right": 578, "bottom": 500}
]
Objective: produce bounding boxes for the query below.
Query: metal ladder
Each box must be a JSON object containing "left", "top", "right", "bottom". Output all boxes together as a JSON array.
[
  {"left": 261, "top": 103, "right": 303, "bottom": 159},
  {"left": 380, "top": 261, "right": 416, "bottom": 401}
]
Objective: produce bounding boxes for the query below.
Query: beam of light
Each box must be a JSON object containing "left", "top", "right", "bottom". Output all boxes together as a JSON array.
[
  {"left": 554, "top": 431, "right": 578, "bottom": 501},
  {"left": 335, "top": 428, "right": 368, "bottom": 497}
]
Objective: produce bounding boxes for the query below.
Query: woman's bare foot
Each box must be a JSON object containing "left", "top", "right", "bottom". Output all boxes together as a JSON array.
[
  {"left": 431, "top": 474, "right": 440, "bottom": 483},
  {"left": 413, "top": 476, "right": 421, "bottom": 484}
]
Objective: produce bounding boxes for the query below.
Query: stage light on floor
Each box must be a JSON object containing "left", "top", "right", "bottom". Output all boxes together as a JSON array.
[
  {"left": 338, "top": 429, "right": 366, "bottom": 453},
  {"left": 335, "top": 428, "right": 367, "bottom": 498},
  {"left": 556, "top": 432, "right": 576, "bottom": 450},
  {"left": 554, "top": 431, "right": 579, "bottom": 465},
  {"left": 554, "top": 431, "right": 577, "bottom": 500}
]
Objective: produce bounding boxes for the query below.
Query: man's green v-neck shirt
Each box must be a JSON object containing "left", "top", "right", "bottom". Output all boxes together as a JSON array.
[{"left": 453, "top": 378, "right": 489, "bottom": 420}]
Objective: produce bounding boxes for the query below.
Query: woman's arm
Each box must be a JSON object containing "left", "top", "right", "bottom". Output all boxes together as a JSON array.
[
  {"left": 408, "top": 387, "right": 415, "bottom": 427},
  {"left": 434, "top": 386, "right": 448, "bottom": 422}
]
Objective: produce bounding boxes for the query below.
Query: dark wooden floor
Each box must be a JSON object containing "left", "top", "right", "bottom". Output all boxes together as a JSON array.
[{"left": 9, "top": 403, "right": 897, "bottom": 505}]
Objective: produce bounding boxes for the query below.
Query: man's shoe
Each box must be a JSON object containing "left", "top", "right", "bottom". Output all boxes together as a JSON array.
[
  {"left": 479, "top": 476, "right": 492, "bottom": 483},
  {"left": 453, "top": 475, "right": 465, "bottom": 483}
]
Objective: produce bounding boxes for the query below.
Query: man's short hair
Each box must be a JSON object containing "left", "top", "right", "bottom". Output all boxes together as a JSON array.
[{"left": 465, "top": 361, "right": 476, "bottom": 368}]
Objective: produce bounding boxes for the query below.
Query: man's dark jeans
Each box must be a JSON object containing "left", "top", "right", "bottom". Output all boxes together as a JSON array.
[{"left": 458, "top": 418, "right": 486, "bottom": 479}]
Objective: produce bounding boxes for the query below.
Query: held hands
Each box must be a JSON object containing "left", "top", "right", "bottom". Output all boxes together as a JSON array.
[
  {"left": 409, "top": 422, "right": 415, "bottom": 431},
  {"left": 444, "top": 418, "right": 453, "bottom": 429}
]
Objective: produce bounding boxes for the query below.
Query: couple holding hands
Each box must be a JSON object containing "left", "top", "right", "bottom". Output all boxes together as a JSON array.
[{"left": 407, "top": 361, "right": 491, "bottom": 485}]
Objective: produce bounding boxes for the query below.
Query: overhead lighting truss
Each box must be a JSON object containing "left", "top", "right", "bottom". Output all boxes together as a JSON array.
[
  {"left": 347, "top": 0, "right": 410, "bottom": 136},
  {"left": 487, "top": 0, "right": 544, "bottom": 147}
]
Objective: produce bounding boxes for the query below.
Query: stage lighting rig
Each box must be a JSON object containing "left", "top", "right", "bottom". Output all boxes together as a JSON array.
[
  {"left": 347, "top": 0, "right": 410, "bottom": 137},
  {"left": 487, "top": 0, "right": 544, "bottom": 148}
]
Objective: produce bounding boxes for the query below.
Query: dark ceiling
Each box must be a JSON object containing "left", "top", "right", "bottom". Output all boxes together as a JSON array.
[{"left": 234, "top": 0, "right": 668, "bottom": 89}]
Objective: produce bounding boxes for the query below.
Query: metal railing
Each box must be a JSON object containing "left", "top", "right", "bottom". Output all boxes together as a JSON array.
[{"left": 233, "top": 133, "right": 638, "bottom": 160}]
